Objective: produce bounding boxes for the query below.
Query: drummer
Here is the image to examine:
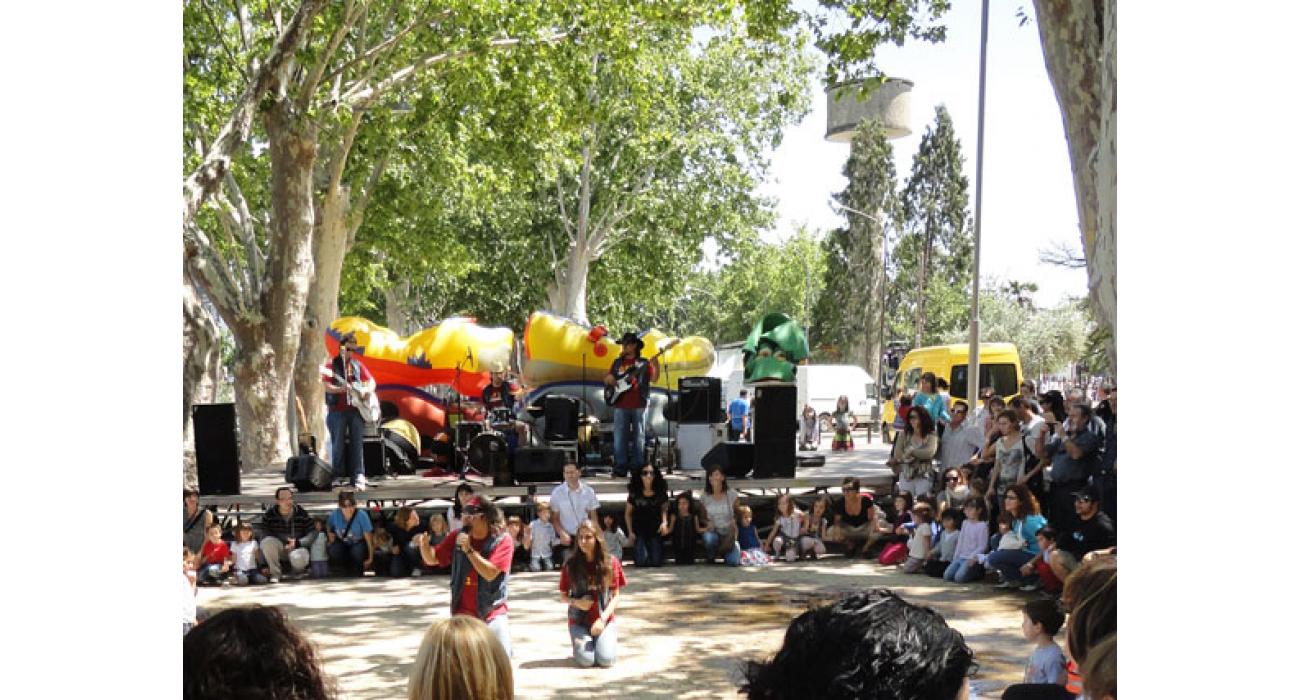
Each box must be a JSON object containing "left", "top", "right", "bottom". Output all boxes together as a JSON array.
[{"left": 481, "top": 370, "right": 530, "bottom": 446}]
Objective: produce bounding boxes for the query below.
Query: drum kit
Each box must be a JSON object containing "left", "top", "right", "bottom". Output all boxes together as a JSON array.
[{"left": 438, "top": 401, "right": 526, "bottom": 484}]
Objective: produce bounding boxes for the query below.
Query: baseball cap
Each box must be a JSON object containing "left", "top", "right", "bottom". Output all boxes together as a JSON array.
[
  {"left": 1072, "top": 483, "right": 1102, "bottom": 502},
  {"left": 462, "top": 496, "right": 485, "bottom": 515}
]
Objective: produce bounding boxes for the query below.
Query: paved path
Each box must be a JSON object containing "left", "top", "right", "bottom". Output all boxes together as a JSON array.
[{"left": 198, "top": 554, "right": 1032, "bottom": 699}]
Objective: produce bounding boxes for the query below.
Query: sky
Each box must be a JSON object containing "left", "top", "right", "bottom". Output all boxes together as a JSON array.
[{"left": 757, "top": 1, "right": 1089, "bottom": 307}]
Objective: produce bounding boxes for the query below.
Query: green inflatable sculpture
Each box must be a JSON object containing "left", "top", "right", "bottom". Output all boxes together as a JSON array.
[{"left": 742, "top": 312, "right": 810, "bottom": 383}]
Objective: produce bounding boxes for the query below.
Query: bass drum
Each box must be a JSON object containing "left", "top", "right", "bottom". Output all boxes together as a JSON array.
[{"left": 468, "top": 432, "right": 512, "bottom": 486}]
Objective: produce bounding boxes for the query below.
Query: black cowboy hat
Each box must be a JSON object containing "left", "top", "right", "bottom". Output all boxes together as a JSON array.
[{"left": 616, "top": 331, "right": 644, "bottom": 350}]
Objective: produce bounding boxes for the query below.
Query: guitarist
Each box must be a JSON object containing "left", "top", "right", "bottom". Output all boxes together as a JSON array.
[
  {"left": 604, "top": 332, "right": 658, "bottom": 478},
  {"left": 323, "top": 333, "right": 375, "bottom": 491}
]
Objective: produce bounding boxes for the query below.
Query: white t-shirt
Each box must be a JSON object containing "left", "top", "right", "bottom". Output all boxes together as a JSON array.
[
  {"left": 907, "top": 526, "right": 930, "bottom": 559},
  {"left": 529, "top": 518, "right": 557, "bottom": 558},
  {"left": 550, "top": 482, "right": 600, "bottom": 536},
  {"left": 231, "top": 540, "right": 259, "bottom": 571},
  {"left": 181, "top": 571, "right": 197, "bottom": 624},
  {"left": 703, "top": 490, "right": 738, "bottom": 533},
  {"left": 939, "top": 420, "right": 986, "bottom": 470}
]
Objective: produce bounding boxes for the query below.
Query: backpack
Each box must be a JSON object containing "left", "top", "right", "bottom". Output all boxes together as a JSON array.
[{"left": 879, "top": 541, "right": 908, "bottom": 566}]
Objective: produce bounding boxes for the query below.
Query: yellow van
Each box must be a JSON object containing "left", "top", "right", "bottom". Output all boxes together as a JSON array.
[{"left": 881, "top": 343, "right": 1024, "bottom": 425}]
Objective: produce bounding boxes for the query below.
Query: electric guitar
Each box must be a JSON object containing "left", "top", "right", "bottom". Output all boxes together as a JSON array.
[
  {"left": 603, "top": 339, "right": 680, "bottom": 406},
  {"left": 322, "top": 365, "right": 381, "bottom": 424}
]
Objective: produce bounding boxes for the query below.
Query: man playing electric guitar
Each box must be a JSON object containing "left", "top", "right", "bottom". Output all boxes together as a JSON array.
[
  {"left": 323, "top": 333, "right": 376, "bottom": 491},
  {"left": 604, "top": 332, "right": 659, "bottom": 478}
]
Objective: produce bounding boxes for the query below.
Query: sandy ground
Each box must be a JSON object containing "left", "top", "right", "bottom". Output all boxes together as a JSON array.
[{"left": 199, "top": 554, "right": 1036, "bottom": 699}]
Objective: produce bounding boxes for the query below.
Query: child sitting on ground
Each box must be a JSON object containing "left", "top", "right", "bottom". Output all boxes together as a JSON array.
[
  {"left": 371, "top": 528, "right": 394, "bottom": 575},
  {"left": 944, "top": 500, "right": 990, "bottom": 583},
  {"left": 230, "top": 522, "right": 267, "bottom": 585},
  {"left": 994, "top": 512, "right": 1025, "bottom": 552},
  {"left": 198, "top": 524, "right": 231, "bottom": 586},
  {"left": 182, "top": 548, "right": 198, "bottom": 635},
  {"left": 506, "top": 516, "right": 529, "bottom": 573},
  {"left": 926, "top": 508, "right": 963, "bottom": 577},
  {"left": 307, "top": 518, "right": 330, "bottom": 578},
  {"left": 669, "top": 492, "right": 707, "bottom": 565},
  {"left": 764, "top": 494, "right": 804, "bottom": 563},
  {"left": 799, "top": 496, "right": 831, "bottom": 560},
  {"left": 601, "top": 513, "right": 629, "bottom": 562},
  {"left": 526, "top": 504, "right": 557, "bottom": 571},
  {"left": 901, "top": 503, "right": 934, "bottom": 573},
  {"left": 1022, "top": 526, "right": 1065, "bottom": 595},
  {"left": 736, "top": 505, "right": 772, "bottom": 567},
  {"left": 1020, "top": 599, "right": 1069, "bottom": 686}
]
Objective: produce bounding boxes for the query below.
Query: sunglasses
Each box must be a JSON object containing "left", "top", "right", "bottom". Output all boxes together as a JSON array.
[
  {"left": 640, "top": 470, "right": 655, "bottom": 476},
  {"left": 1074, "top": 495, "right": 1095, "bottom": 503},
  {"left": 944, "top": 477, "right": 959, "bottom": 483}
]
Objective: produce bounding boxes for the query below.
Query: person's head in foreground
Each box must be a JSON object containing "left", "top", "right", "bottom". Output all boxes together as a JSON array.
[
  {"left": 408, "top": 616, "right": 512, "bottom": 700},
  {"left": 741, "top": 588, "right": 975, "bottom": 700},
  {"left": 183, "top": 605, "right": 334, "bottom": 700}
]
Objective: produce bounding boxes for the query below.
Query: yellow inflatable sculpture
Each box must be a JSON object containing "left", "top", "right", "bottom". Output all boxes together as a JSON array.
[
  {"left": 520, "top": 311, "right": 715, "bottom": 390},
  {"left": 325, "top": 317, "right": 515, "bottom": 396}
]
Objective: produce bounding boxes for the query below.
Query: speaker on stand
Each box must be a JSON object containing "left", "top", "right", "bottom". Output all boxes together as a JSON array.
[
  {"left": 752, "top": 383, "right": 797, "bottom": 478},
  {"left": 193, "top": 403, "right": 242, "bottom": 495}
]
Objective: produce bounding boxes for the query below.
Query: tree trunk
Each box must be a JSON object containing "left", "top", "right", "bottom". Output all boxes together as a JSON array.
[
  {"left": 384, "top": 279, "right": 414, "bottom": 335},
  {"left": 1033, "top": 0, "right": 1115, "bottom": 375},
  {"left": 293, "top": 185, "right": 349, "bottom": 453},
  {"left": 915, "top": 228, "right": 933, "bottom": 347},
  {"left": 232, "top": 100, "right": 318, "bottom": 471},
  {"left": 183, "top": 270, "right": 220, "bottom": 485}
]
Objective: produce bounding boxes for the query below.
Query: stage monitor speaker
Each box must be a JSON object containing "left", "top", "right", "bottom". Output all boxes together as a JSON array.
[
  {"left": 678, "top": 376, "right": 723, "bottom": 424},
  {"left": 363, "top": 435, "right": 389, "bottom": 477},
  {"left": 513, "top": 447, "right": 567, "bottom": 483},
  {"left": 543, "top": 395, "right": 580, "bottom": 442},
  {"left": 193, "top": 402, "right": 241, "bottom": 495},
  {"left": 752, "top": 383, "right": 797, "bottom": 478},
  {"left": 701, "top": 441, "right": 754, "bottom": 479}
]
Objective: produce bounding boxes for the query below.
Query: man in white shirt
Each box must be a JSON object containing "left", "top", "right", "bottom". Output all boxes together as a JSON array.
[
  {"left": 549, "top": 462, "right": 601, "bottom": 562},
  {"left": 938, "top": 401, "right": 985, "bottom": 472},
  {"left": 1011, "top": 396, "right": 1048, "bottom": 485}
]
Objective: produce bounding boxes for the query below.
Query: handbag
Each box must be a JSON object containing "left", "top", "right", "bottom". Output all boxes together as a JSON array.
[{"left": 879, "top": 541, "right": 908, "bottom": 565}]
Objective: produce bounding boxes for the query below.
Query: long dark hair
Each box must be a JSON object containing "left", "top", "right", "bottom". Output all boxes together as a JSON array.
[
  {"left": 452, "top": 483, "right": 474, "bottom": 518},
  {"left": 1004, "top": 484, "right": 1041, "bottom": 517},
  {"left": 920, "top": 371, "right": 937, "bottom": 394},
  {"left": 704, "top": 464, "right": 730, "bottom": 496},
  {"left": 563, "top": 519, "right": 614, "bottom": 595},
  {"left": 627, "top": 464, "right": 667, "bottom": 500},
  {"left": 906, "top": 405, "right": 935, "bottom": 437}
]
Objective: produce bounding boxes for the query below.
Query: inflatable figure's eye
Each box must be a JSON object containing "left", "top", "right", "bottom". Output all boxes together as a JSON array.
[
  {"left": 775, "top": 351, "right": 787, "bottom": 361},
  {"left": 758, "top": 348, "right": 772, "bottom": 358}
]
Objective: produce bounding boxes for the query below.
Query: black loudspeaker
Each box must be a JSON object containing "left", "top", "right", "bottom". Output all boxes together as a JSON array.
[
  {"left": 701, "top": 441, "right": 755, "bottom": 479},
  {"left": 678, "top": 376, "right": 723, "bottom": 424},
  {"left": 363, "top": 435, "right": 389, "bottom": 477},
  {"left": 544, "top": 395, "right": 580, "bottom": 442},
  {"left": 513, "top": 447, "right": 567, "bottom": 483},
  {"left": 752, "top": 383, "right": 797, "bottom": 479},
  {"left": 193, "top": 403, "right": 241, "bottom": 495}
]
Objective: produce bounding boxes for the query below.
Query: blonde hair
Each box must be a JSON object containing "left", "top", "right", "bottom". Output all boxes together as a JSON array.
[
  {"left": 408, "top": 616, "right": 512, "bottom": 700},
  {"left": 430, "top": 513, "right": 448, "bottom": 535}
]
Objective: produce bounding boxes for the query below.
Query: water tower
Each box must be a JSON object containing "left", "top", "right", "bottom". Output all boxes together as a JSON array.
[{"left": 824, "top": 77, "right": 913, "bottom": 404}]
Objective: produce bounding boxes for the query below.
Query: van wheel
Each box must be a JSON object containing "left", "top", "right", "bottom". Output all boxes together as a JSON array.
[{"left": 819, "top": 413, "right": 833, "bottom": 434}]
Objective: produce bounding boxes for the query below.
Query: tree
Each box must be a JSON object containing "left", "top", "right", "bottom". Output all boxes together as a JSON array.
[
  {"left": 943, "top": 284, "right": 1089, "bottom": 379},
  {"left": 1031, "top": 0, "right": 1116, "bottom": 374},
  {"left": 894, "top": 105, "right": 972, "bottom": 346},
  {"left": 812, "top": 121, "right": 896, "bottom": 374}
]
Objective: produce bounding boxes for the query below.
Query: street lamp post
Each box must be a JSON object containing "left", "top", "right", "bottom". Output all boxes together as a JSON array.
[
  {"left": 967, "top": 0, "right": 990, "bottom": 406},
  {"left": 832, "top": 202, "right": 889, "bottom": 394}
]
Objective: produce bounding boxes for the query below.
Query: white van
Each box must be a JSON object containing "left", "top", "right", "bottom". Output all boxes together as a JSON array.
[{"left": 797, "top": 364, "right": 877, "bottom": 432}]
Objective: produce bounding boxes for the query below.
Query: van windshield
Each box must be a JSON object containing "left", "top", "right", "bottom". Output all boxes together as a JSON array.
[{"left": 949, "top": 364, "right": 1018, "bottom": 399}]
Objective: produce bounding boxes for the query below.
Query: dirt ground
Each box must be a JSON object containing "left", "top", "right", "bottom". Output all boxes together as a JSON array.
[{"left": 199, "top": 554, "right": 1035, "bottom": 699}]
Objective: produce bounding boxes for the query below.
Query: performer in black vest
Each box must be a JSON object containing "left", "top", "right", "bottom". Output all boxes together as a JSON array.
[{"left": 604, "top": 332, "right": 658, "bottom": 478}]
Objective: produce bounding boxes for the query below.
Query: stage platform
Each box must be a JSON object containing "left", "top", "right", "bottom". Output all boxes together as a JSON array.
[{"left": 198, "top": 431, "right": 897, "bottom": 520}]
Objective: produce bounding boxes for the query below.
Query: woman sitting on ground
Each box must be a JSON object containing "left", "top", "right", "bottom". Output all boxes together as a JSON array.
[
  {"left": 376, "top": 506, "right": 427, "bottom": 578},
  {"left": 624, "top": 463, "right": 670, "bottom": 568},
  {"left": 984, "top": 484, "right": 1048, "bottom": 590},
  {"left": 407, "top": 616, "right": 513, "bottom": 700},
  {"left": 184, "top": 488, "right": 215, "bottom": 556},
  {"left": 559, "top": 519, "right": 627, "bottom": 668},
  {"left": 700, "top": 465, "right": 742, "bottom": 566},
  {"left": 887, "top": 405, "right": 939, "bottom": 498},
  {"left": 327, "top": 491, "right": 374, "bottom": 576}
]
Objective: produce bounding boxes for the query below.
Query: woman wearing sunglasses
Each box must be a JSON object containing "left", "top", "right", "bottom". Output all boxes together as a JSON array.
[{"left": 624, "top": 464, "right": 670, "bottom": 567}]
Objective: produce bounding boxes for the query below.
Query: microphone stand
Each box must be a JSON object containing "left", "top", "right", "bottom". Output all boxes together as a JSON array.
[
  {"left": 580, "top": 351, "right": 587, "bottom": 470},
  {"left": 663, "top": 353, "right": 675, "bottom": 475}
]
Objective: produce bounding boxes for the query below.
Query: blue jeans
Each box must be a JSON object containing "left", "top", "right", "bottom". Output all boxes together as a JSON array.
[
  {"left": 569, "top": 620, "right": 618, "bottom": 668},
  {"left": 374, "top": 544, "right": 424, "bottom": 577},
  {"left": 327, "top": 409, "right": 366, "bottom": 481},
  {"left": 197, "top": 564, "right": 225, "bottom": 584},
  {"left": 986, "top": 549, "right": 1036, "bottom": 583},
  {"left": 944, "top": 557, "right": 984, "bottom": 583},
  {"left": 612, "top": 408, "right": 646, "bottom": 474},
  {"left": 328, "top": 539, "right": 369, "bottom": 575},
  {"left": 701, "top": 530, "right": 741, "bottom": 566},
  {"left": 634, "top": 532, "right": 664, "bottom": 567}
]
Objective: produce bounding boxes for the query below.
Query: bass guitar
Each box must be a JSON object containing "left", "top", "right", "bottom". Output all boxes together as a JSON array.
[
  {"left": 322, "top": 365, "right": 381, "bottom": 424},
  {"left": 603, "top": 339, "right": 680, "bottom": 406}
]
